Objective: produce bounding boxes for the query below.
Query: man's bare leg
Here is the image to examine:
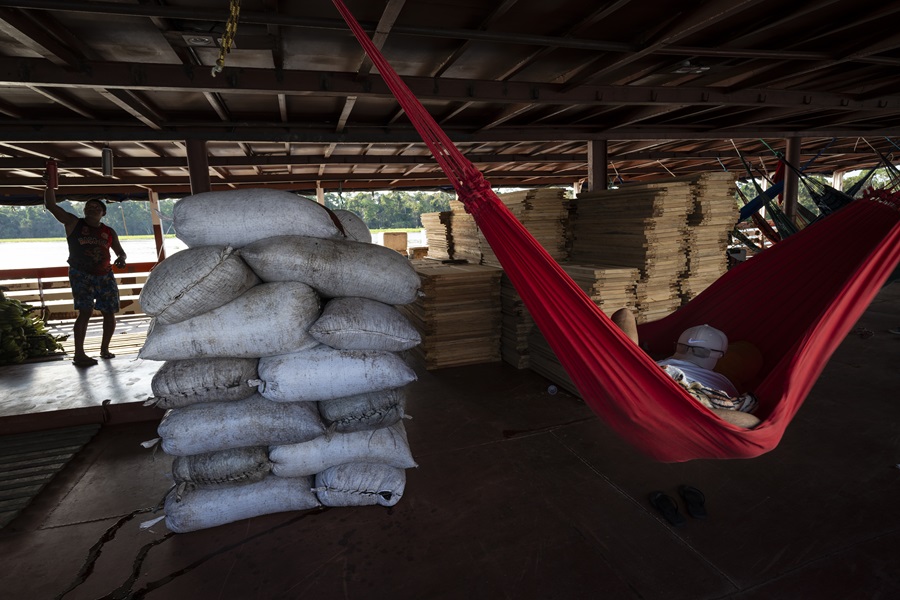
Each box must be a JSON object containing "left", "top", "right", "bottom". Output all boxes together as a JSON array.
[
  {"left": 100, "top": 311, "right": 116, "bottom": 358},
  {"left": 73, "top": 310, "right": 95, "bottom": 364}
]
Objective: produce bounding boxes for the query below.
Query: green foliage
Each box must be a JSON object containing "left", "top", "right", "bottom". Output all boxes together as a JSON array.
[
  {"left": 323, "top": 190, "right": 454, "bottom": 229},
  {"left": 0, "top": 288, "right": 66, "bottom": 365}
]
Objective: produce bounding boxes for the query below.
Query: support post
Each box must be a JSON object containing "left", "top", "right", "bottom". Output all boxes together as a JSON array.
[
  {"left": 186, "top": 139, "right": 211, "bottom": 195},
  {"left": 832, "top": 169, "right": 845, "bottom": 191},
  {"left": 783, "top": 137, "right": 801, "bottom": 223},
  {"left": 148, "top": 189, "right": 166, "bottom": 262},
  {"left": 573, "top": 180, "right": 584, "bottom": 196},
  {"left": 587, "top": 140, "right": 608, "bottom": 193},
  {"left": 316, "top": 181, "right": 325, "bottom": 205}
]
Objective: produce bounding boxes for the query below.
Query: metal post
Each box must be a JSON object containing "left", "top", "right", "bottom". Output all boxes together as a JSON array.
[
  {"left": 587, "top": 140, "right": 608, "bottom": 193},
  {"left": 186, "top": 139, "right": 211, "bottom": 195},
  {"left": 783, "top": 137, "right": 801, "bottom": 223}
]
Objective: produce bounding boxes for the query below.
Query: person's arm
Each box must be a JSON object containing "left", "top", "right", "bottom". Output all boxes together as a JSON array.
[
  {"left": 44, "top": 187, "right": 78, "bottom": 233},
  {"left": 110, "top": 230, "right": 127, "bottom": 268}
]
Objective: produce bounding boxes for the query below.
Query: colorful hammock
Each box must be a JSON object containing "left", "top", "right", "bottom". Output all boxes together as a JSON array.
[{"left": 331, "top": 0, "right": 900, "bottom": 461}]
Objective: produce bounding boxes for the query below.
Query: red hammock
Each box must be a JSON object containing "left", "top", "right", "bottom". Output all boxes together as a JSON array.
[{"left": 331, "top": 0, "right": 900, "bottom": 461}]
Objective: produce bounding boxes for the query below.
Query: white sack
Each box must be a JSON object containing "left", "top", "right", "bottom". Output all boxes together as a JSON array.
[
  {"left": 158, "top": 394, "right": 324, "bottom": 456},
  {"left": 149, "top": 357, "right": 259, "bottom": 409},
  {"left": 270, "top": 422, "right": 416, "bottom": 477},
  {"left": 333, "top": 209, "right": 371, "bottom": 243},
  {"left": 173, "top": 188, "right": 340, "bottom": 248},
  {"left": 164, "top": 475, "right": 320, "bottom": 533},
  {"left": 256, "top": 346, "right": 417, "bottom": 402},
  {"left": 239, "top": 235, "right": 421, "bottom": 305},
  {"left": 140, "top": 246, "right": 259, "bottom": 325},
  {"left": 318, "top": 388, "right": 406, "bottom": 433},
  {"left": 309, "top": 297, "right": 421, "bottom": 351},
  {"left": 172, "top": 446, "right": 271, "bottom": 489},
  {"left": 313, "top": 463, "right": 406, "bottom": 508},
  {"left": 139, "top": 282, "right": 320, "bottom": 361}
]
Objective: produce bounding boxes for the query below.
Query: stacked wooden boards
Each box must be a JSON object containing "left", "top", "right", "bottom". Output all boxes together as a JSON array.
[
  {"left": 478, "top": 188, "right": 572, "bottom": 268},
  {"left": 398, "top": 260, "right": 503, "bottom": 370},
  {"left": 500, "top": 273, "right": 534, "bottom": 369},
  {"left": 447, "top": 200, "right": 483, "bottom": 264},
  {"left": 573, "top": 173, "right": 738, "bottom": 323},
  {"left": 420, "top": 211, "right": 452, "bottom": 260},
  {"left": 574, "top": 180, "right": 692, "bottom": 323},
  {"left": 412, "top": 175, "right": 737, "bottom": 380},
  {"left": 425, "top": 189, "right": 572, "bottom": 266},
  {"left": 680, "top": 172, "right": 739, "bottom": 301}
]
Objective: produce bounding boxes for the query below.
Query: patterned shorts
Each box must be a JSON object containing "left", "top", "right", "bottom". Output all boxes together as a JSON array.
[{"left": 70, "top": 267, "right": 120, "bottom": 313}]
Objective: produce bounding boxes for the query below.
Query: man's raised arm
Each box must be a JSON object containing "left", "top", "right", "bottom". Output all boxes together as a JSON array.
[{"left": 44, "top": 187, "right": 77, "bottom": 229}]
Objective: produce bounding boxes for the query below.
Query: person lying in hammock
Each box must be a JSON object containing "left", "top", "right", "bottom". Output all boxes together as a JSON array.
[{"left": 612, "top": 309, "right": 761, "bottom": 428}]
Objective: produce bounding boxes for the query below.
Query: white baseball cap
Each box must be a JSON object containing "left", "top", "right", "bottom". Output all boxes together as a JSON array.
[{"left": 673, "top": 324, "right": 728, "bottom": 369}]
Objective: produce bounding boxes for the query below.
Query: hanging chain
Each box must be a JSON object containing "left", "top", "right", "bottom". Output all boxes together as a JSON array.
[{"left": 212, "top": 0, "right": 241, "bottom": 76}]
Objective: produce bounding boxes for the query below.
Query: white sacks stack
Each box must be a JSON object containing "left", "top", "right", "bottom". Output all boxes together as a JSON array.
[{"left": 139, "top": 189, "right": 422, "bottom": 533}]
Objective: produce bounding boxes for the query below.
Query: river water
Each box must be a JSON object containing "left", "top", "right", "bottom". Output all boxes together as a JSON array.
[
  {"left": 0, "top": 230, "right": 427, "bottom": 270},
  {"left": 0, "top": 239, "right": 188, "bottom": 270}
]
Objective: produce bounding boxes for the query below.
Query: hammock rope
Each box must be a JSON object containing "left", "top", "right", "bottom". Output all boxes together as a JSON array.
[{"left": 331, "top": 0, "right": 900, "bottom": 461}]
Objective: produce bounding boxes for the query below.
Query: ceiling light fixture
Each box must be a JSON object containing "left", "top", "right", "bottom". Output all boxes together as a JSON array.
[
  {"left": 183, "top": 34, "right": 216, "bottom": 47},
  {"left": 101, "top": 146, "right": 114, "bottom": 177}
]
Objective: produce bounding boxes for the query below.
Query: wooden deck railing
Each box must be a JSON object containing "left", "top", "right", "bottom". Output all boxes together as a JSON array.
[{"left": 0, "top": 262, "right": 156, "bottom": 322}]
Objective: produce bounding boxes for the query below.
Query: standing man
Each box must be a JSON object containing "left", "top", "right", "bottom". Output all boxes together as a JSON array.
[{"left": 44, "top": 186, "right": 127, "bottom": 367}]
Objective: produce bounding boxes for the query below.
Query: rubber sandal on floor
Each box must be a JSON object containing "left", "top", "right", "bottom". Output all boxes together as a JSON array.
[
  {"left": 649, "top": 491, "right": 686, "bottom": 527},
  {"left": 100, "top": 351, "right": 116, "bottom": 359},
  {"left": 678, "top": 485, "right": 707, "bottom": 519},
  {"left": 73, "top": 356, "right": 98, "bottom": 367}
]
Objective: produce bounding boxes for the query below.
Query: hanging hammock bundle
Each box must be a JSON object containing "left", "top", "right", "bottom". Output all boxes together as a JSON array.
[{"left": 331, "top": 0, "right": 900, "bottom": 461}]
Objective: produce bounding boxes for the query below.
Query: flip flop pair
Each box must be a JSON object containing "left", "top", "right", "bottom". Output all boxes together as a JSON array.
[{"left": 648, "top": 485, "right": 707, "bottom": 526}]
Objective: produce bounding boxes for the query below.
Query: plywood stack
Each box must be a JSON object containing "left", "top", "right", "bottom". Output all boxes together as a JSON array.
[
  {"left": 420, "top": 211, "right": 452, "bottom": 260},
  {"left": 561, "top": 263, "right": 639, "bottom": 316},
  {"left": 479, "top": 188, "right": 572, "bottom": 268},
  {"left": 398, "top": 260, "right": 503, "bottom": 370},
  {"left": 448, "top": 200, "right": 484, "bottom": 264},
  {"left": 679, "top": 172, "right": 739, "bottom": 302},
  {"left": 574, "top": 182, "right": 693, "bottom": 323},
  {"left": 499, "top": 273, "right": 535, "bottom": 369},
  {"left": 526, "top": 329, "right": 579, "bottom": 396}
]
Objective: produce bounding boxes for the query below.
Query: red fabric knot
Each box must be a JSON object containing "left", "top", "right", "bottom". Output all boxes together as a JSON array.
[{"left": 457, "top": 171, "right": 495, "bottom": 217}]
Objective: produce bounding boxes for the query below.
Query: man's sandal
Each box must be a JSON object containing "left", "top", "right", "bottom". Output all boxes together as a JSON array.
[
  {"left": 678, "top": 485, "right": 707, "bottom": 519},
  {"left": 100, "top": 351, "right": 116, "bottom": 359},
  {"left": 73, "top": 356, "right": 98, "bottom": 367},
  {"left": 649, "top": 491, "right": 686, "bottom": 527}
]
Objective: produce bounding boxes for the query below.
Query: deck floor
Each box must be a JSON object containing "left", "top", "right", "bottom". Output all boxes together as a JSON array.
[{"left": 0, "top": 283, "right": 898, "bottom": 599}]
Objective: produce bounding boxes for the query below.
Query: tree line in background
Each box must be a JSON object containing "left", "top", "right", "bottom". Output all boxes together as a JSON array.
[
  {"left": 0, "top": 190, "right": 456, "bottom": 239},
  {"left": 0, "top": 169, "right": 891, "bottom": 239}
]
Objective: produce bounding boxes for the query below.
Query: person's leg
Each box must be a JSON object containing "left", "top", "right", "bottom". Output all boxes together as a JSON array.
[
  {"left": 72, "top": 309, "right": 94, "bottom": 363},
  {"left": 94, "top": 271, "right": 120, "bottom": 358},
  {"left": 611, "top": 307, "right": 639, "bottom": 345},
  {"left": 69, "top": 267, "right": 97, "bottom": 365},
  {"left": 100, "top": 311, "right": 116, "bottom": 358}
]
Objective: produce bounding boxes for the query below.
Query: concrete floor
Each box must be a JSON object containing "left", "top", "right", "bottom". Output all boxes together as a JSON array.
[{"left": 0, "top": 283, "right": 898, "bottom": 600}]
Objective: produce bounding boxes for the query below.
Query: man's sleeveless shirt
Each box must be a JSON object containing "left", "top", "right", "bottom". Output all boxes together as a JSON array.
[{"left": 67, "top": 218, "right": 113, "bottom": 275}]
